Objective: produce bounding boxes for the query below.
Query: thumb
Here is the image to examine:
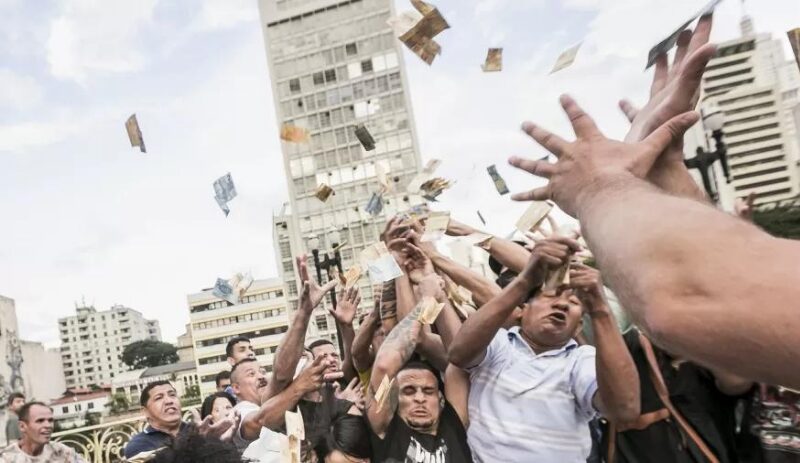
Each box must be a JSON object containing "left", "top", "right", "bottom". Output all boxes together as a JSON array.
[{"left": 639, "top": 111, "right": 699, "bottom": 174}]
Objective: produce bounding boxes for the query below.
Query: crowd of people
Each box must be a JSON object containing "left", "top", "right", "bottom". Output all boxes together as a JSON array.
[{"left": 1, "top": 11, "right": 799, "bottom": 463}]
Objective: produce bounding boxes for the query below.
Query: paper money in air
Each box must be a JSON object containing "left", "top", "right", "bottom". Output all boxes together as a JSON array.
[
  {"left": 543, "top": 262, "right": 570, "bottom": 294},
  {"left": 315, "top": 183, "right": 334, "bottom": 202},
  {"left": 212, "top": 278, "right": 237, "bottom": 304},
  {"left": 550, "top": 43, "right": 582, "bottom": 74},
  {"left": 418, "top": 297, "right": 445, "bottom": 325},
  {"left": 516, "top": 200, "right": 554, "bottom": 234},
  {"left": 366, "top": 192, "right": 384, "bottom": 217},
  {"left": 341, "top": 266, "right": 363, "bottom": 289},
  {"left": 280, "top": 123, "right": 310, "bottom": 143},
  {"left": 354, "top": 124, "right": 376, "bottom": 151},
  {"left": 363, "top": 242, "right": 404, "bottom": 284},
  {"left": 231, "top": 272, "right": 254, "bottom": 301},
  {"left": 421, "top": 211, "right": 450, "bottom": 242},
  {"left": 388, "top": 0, "right": 450, "bottom": 65},
  {"left": 215, "top": 195, "right": 231, "bottom": 217},
  {"left": 789, "top": 28, "right": 800, "bottom": 72},
  {"left": 213, "top": 173, "right": 237, "bottom": 203},
  {"left": 487, "top": 165, "right": 510, "bottom": 195},
  {"left": 482, "top": 48, "right": 503, "bottom": 72},
  {"left": 645, "top": 0, "right": 724, "bottom": 69},
  {"left": 285, "top": 410, "right": 305, "bottom": 440},
  {"left": 406, "top": 158, "right": 442, "bottom": 194},
  {"left": 420, "top": 177, "right": 453, "bottom": 201},
  {"left": 125, "top": 114, "right": 146, "bottom": 153},
  {"left": 477, "top": 210, "right": 487, "bottom": 226}
]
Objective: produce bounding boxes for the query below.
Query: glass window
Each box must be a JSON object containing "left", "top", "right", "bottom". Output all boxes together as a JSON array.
[
  {"left": 373, "top": 55, "right": 386, "bottom": 72},
  {"left": 304, "top": 95, "right": 316, "bottom": 111},
  {"left": 361, "top": 59, "right": 373, "bottom": 73},
  {"left": 289, "top": 78, "right": 301, "bottom": 93},
  {"left": 313, "top": 72, "right": 325, "bottom": 86},
  {"left": 347, "top": 62, "right": 362, "bottom": 79},
  {"left": 320, "top": 111, "right": 331, "bottom": 127},
  {"left": 346, "top": 42, "right": 358, "bottom": 56},
  {"left": 324, "top": 68, "right": 337, "bottom": 83},
  {"left": 327, "top": 89, "right": 340, "bottom": 106}
]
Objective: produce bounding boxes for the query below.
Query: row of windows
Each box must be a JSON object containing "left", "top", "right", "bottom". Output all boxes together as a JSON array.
[
  {"left": 192, "top": 308, "right": 287, "bottom": 331},
  {"left": 732, "top": 166, "right": 788, "bottom": 182},
  {"left": 728, "top": 133, "right": 782, "bottom": 149},
  {"left": 704, "top": 67, "right": 752, "bottom": 83},
  {"left": 725, "top": 123, "right": 780, "bottom": 139},
  {"left": 735, "top": 176, "right": 791, "bottom": 191},
  {"left": 59, "top": 401, "right": 96, "bottom": 414},
  {"left": 60, "top": 312, "right": 125, "bottom": 327},
  {"left": 191, "top": 290, "right": 284, "bottom": 314},
  {"left": 706, "top": 78, "right": 755, "bottom": 96},
  {"left": 731, "top": 154, "right": 785, "bottom": 169},
  {"left": 198, "top": 346, "right": 279, "bottom": 365},
  {"left": 718, "top": 90, "right": 773, "bottom": 108},
  {"left": 284, "top": 52, "right": 399, "bottom": 98},
  {"left": 195, "top": 326, "right": 288, "bottom": 349}
]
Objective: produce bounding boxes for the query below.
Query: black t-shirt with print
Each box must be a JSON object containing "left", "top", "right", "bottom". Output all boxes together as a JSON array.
[{"left": 371, "top": 401, "right": 472, "bottom": 463}]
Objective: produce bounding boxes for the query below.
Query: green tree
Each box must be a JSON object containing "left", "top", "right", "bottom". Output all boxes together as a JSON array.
[
  {"left": 121, "top": 340, "right": 178, "bottom": 369},
  {"left": 181, "top": 385, "right": 201, "bottom": 407},
  {"left": 753, "top": 199, "right": 800, "bottom": 240},
  {"left": 106, "top": 392, "right": 131, "bottom": 415}
]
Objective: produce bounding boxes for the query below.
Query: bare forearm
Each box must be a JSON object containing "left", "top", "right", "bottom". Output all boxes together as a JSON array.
[
  {"left": 648, "top": 157, "right": 709, "bottom": 203},
  {"left": 433, "top": 301, "right": 462, "bottom": 350},
  {"left": 486, "top": 237, "right": 529, "bottom": 274},
  {"left": 577, "top": 174, "right": 800, "bottom": 387},
  {"left": 449, "top": 279, "right": 528, "bottom": 368},
  {"left": 417, "top": 332, "right": 449, "bottom": 372},
  {"left": 271, "top": 310, "right": 312, "bottom": 390},
  {"left": 395, "top": 275, "right": 416, "bottom": 321},
  {"left": 338, "top": 322, "right": 356, "bottom": 380},
  {"left": 379, "top": 282, "right": 398, "bottom": 334},
  {"left": 591, "top": 310, "right": 640, "bottom": 422},
  {"left": 352, "top": 317, "right": 377, "bottom": 372},
  {"left": 430, "top": 252, "right": 500, "bottom": 306},
  {"left": 244, "top": 383, "right": 305, "bottom": 439},
  {"left": 371, "top": 304, "right": 424, "bottom": 389}
]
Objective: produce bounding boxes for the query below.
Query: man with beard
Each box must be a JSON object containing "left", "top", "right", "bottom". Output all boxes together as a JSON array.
[{"left": 449, "top": 237, "right": 640, "bottom": 461}]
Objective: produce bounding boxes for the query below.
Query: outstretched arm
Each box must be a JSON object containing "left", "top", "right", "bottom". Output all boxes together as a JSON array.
[
  {"left": 428, "top": 249, "right": 500, "bottom": 307},
  {"left": 446, "top": 218, "right": 529, "bottom": 274},
  {"left": 352, "top": 302, "right": 379, "bottom": 373},
  {"left": 449, "top": 237, "right": 579, "bottom": 369},
  {"left": 329, "top": 286, "right": 361, "bottom": 381},
  {"left": 445, "top": 364, "right": 471, "bottom": 428},
  {"left": 269, "top": 256, "right": 337, "bottom": 396}
]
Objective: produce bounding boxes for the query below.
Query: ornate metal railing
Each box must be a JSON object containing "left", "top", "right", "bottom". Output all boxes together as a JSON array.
[{"left": 52, "top": 409, "right": 195, "bottom": 463}]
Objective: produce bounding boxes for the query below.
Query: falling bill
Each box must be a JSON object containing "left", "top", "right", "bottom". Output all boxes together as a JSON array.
[
  {"left": 354, "top": 124, "right": 376, "bottom": 151},
  {"left": 125, "top": 114, "right": 146, "bottom": 153},
  {"left": 487, "top": 165, "right": 509, "bottom": 195},
  {"left": 482, "top": 48, "right": 503, "bottom": 72},
  {"left": 421, "top": 211, "right": 450, "bottom": 242},
  {"left": 516, "top": 201, "right": 554, "bottom": 234},
  {"left": 212, "top": 278, "right": 237, "bottom": 305},
  {"left": 213, "top": 173, "right": 238, "bottom": 203},
  {"left": 366, "top": 192, "right": 384, "bottom": 216},
  {"left": 550, "top": 43, "right": 582, "bottom": 74},
  {"left": 389, "top": 0, "right": 450, "bottom": 65},
  {"left": 280, "top": 123, "right": 310, "bottom": 143},
  {"left": 645, "top": 0, "right": 724, "bottom": 69},
  {"left": 315, "top": 184, "right": 334, "bottom": 202}
]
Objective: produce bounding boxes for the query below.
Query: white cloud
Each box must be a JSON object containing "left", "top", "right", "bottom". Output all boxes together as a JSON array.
[
  {"left": 0, "top": 69, "right": 43, "bottom": 110},
  {"left": 194, "top": 0, "right": 258, "bottom": 31},
  {"left": 46, "top": 0, "right": 158, "bottom": 83}
]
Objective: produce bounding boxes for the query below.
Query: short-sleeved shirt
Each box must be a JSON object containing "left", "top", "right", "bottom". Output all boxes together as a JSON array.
[
  {"left": 232, "top": 400, "right": 285, "bottom": 463},
  {"left": 0, "top": 441, "right": 86, "bottom": 462},
  {"left": 465, "top": 327, "right": 598, "bottom": 462},
  {"left": 371, "top": 401, "right": 472, "bottom": 463},
  {"left": 124, "top": 422, "right": 191, "bottom": 459},
  {"left": 4, "top": 415, "right": 20, "bottom": 443},
  {"left": 604, "top": 330, "right": 740, "bottom": 463}
]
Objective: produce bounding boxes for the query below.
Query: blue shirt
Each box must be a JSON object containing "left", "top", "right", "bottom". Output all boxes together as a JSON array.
[
  {"left": 124, "top": 422, "right": 191, "bottom": 458},
  {"left": 465, "top": 327, "right": 599, "bottom": 462}
]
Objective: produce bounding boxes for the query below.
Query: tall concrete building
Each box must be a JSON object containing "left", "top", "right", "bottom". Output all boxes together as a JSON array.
[
  {"left": 259, "top": 0, "right": 424, "bottom": 345},
  {"left": 58, "top": 304, "right": 161, "bottom": 389},
  {"left": 187, "top": 277, "right": 290, "bottom": 396},
  {"left": 686, "top": 16, "right": 800, "bottom": 208}
]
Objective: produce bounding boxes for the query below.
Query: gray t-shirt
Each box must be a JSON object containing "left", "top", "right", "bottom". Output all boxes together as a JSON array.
[{"left": 5, "top": 414, "right": 20, "bottom": 443}]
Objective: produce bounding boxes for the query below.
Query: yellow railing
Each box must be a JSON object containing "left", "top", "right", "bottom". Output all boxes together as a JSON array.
[{"left": 52, "top": 410, "right": 195, "bottom": 463}]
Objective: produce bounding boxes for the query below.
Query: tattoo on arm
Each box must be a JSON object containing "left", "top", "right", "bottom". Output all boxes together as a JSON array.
[{"left": 379, "top": 304, "right": 423, "bottom": 364}]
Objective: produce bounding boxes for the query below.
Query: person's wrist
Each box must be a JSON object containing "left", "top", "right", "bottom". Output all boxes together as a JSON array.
[{"left": 573, "top": 172, "right": 640, "bottom": 221}]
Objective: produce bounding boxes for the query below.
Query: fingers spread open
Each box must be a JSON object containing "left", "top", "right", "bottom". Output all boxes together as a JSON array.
[
  {"left": 688, "top": 14, "right": 713, "bottom": 55},
  {"left": 672, "top": 29, "right": 693, "bottom": 72},
  {"left": 508, "top": 156, "right": 556, "bottom": 178},
  {"left": 618, "top": 99, "right": 640, "bottom": 123},
  {"left": 560, "top": 95, "right": 601, "bottom": 139},
  {"left": 521, "top": 121, "right": 568, "bottom": 157},
  {"left": 640, "top": 111, "right": 700, "bottom": 173},
  {"left": 676, "top": 43, "right": 716, "bottom": 108},
  {"left": 511, "top": 186, "right": 551, "bottom": 202},
  {"left": 650, "top": 54, "right": 669, "bottom": 97}
]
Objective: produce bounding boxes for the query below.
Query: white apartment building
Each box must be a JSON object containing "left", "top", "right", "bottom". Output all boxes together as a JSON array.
[
  {"left": 187, "top": 277, "right": 290, "bottom": 396},
  {"left": 686, "top": 16, "right": 800, "bottom": 208},
  {"left": 259, "top": 0, "right": 424, "bottom": 346},
  {"left": 50, "top": 387, "right": 111, "bottom": 428},
  {"left": 58, "top": 305, "right": 161, "bottom": 389}
]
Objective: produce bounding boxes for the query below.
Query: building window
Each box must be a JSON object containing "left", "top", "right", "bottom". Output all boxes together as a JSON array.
[
  {"left": 324, "top": 68, "right": 337, "bottom": 83},
  {"left": 361, "top": 59, "right": 373, "bottom": 73},
  {"left": 88, "top": 402, "right": 94, "bottom": 410},
  {"left": 62, "top": 406, "right": 68, "bottom": 413},
  {"left": 316, "top": 315, "right": 329, "bottom": 331},
  {"left": 346, "top": 42, "right": 357, "bottom": 56},
  {"left": 289, "top": 78, "right": 301, "bottom": 93},
  {"left": 313, "top": 72, "right": 325, "bottom": 86}
]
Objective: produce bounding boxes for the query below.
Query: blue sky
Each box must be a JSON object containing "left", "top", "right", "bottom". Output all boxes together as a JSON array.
[{"left": 1, "top": 0, "right": 797, "bottom": 347}]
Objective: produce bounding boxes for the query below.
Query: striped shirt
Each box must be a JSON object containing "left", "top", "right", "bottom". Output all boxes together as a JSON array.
[{"left": 465, "top": 327, "right": 598, "bottom": 462}]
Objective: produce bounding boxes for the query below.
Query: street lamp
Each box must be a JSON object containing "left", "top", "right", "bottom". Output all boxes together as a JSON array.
[
  {"left": 308, "top": 228, "right": 346, "bottom": 353},
  {"left": 684, "top": 103, "right": 730, "bottom": 202}
]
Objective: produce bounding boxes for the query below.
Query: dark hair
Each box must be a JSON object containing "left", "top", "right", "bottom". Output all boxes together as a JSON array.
[
  {"left": 307, "top": 339, "right": 334, "bottom": 352},
  {"left": 7, "top": 392, "right": 25, "bottom": 406},
  {"left": 18, "top": 402, "right": 50, "bottom": 423},
  {"left": 140, "top": 381, "right": 175, "bottom": 407},
  {"left": 200, "top": 392, "right": 236, "bottom": 420},
  {"left": 225, "top": 336, "right": 251, "bottom": 358},
  {"left": 230, "top": 358, "right": 258, "bottom": 382},
  {"left": 151, "top": 431, "right": 241, "bottom": 463},
  {"left": 320, "top": 414, "right": 372, "bottom": 459},
  {"left": 399, "top": 360, "right": 444, "bottom": 392},
  {"left": 214, "top": 370, "right": 231, "bottom": 388},
  {"left": 495, "top": 270, "right": 518, "bottom": 289},
  {"left": 488, "top": 240, "right": 528, "bottom": 276}
]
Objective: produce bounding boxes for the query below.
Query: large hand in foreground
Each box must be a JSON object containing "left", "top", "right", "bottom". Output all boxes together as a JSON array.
[{"left": 509, "top": 95, "right": 698, "bottom": 217}]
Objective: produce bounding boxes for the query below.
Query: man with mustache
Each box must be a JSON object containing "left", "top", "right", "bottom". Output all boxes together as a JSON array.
[
  {"left": 0, "top": 402, "right": 85, "bottom": 462},
  {"left": 449, "top": 237, "right": 640, "bottom": 462}
]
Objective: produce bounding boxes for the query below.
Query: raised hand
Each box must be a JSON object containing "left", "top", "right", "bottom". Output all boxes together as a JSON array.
[
  {"left": 417, "top": 273, "right": 445, "bottom": 300},
  {"left": 509, "top": 94, "right": 699, "bottom": 217},
  {"left": 329, "top": 286, "right": 361, "bottom": 326},
  {"left": 297, "top": 255, "right": 338, "bottom": 313},
  {"left": 445, "top": 218, "right": 476, "bottom": 237},
  {"left": 390, "top": 241, "right": 434, "bottom": 284},
  {"left": 334, "top": 377, "right": 366, "bottom": 409},
  {"left": 568, "top": 263, "right": 608, "bottom": 314},
  {"left": 734, "top": 192, "right": 756, "bottom": 222},
  {"left": 194, "top": 410, "right": 238, "bottom": 441},
  {"left": 519, "top": 236, "right": 581, "bottom": 287},
  {"left": 381, "top": 216, "right": 411, "bottom": 243}
]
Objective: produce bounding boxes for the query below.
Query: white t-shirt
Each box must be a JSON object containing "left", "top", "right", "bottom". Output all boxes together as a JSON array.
[{"left": 232, "top": 400, "right": 287, "bottom": 463}]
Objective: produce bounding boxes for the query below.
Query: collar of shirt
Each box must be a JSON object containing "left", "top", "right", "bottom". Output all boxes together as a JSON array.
[
  {"left": 144, "top": 421, "right": 190, "bottom": 436},
  {"left": 506, "top": 326, "right": 578, "bottom": 359}
]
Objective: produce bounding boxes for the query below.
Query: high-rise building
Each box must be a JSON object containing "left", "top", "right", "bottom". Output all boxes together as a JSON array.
[
  {"left": 57, "top": 304, "right": 161, "bottom": 389},
  {"left": 259, "top": 0, "right": 424, "bottom": 346},
  {"left": 187, "top": 277, "right": 290, "bottom": 396},
  {"left": 686, "top": 16, "right": 800, "bottom": 208}
]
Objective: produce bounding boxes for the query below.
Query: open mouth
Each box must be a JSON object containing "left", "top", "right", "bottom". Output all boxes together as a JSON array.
[
  {"left": 257, "top": 379, "right": 268, "bottom": 388},
  {"left": 165, "top": 406, "right": 179, "bottom": 414},
  {"left": 547, "top": 312, "right": 567, "bottom": 324}
]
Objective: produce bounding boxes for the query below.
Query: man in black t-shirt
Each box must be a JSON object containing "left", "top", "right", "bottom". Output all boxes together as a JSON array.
[{"left": 366, "top": 286, "right": 472, "bottom": 463}]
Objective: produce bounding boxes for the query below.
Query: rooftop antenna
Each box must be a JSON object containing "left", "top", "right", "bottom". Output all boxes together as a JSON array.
[{"left": 739, "top": 0, "right": 754, "bottom": 37}]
